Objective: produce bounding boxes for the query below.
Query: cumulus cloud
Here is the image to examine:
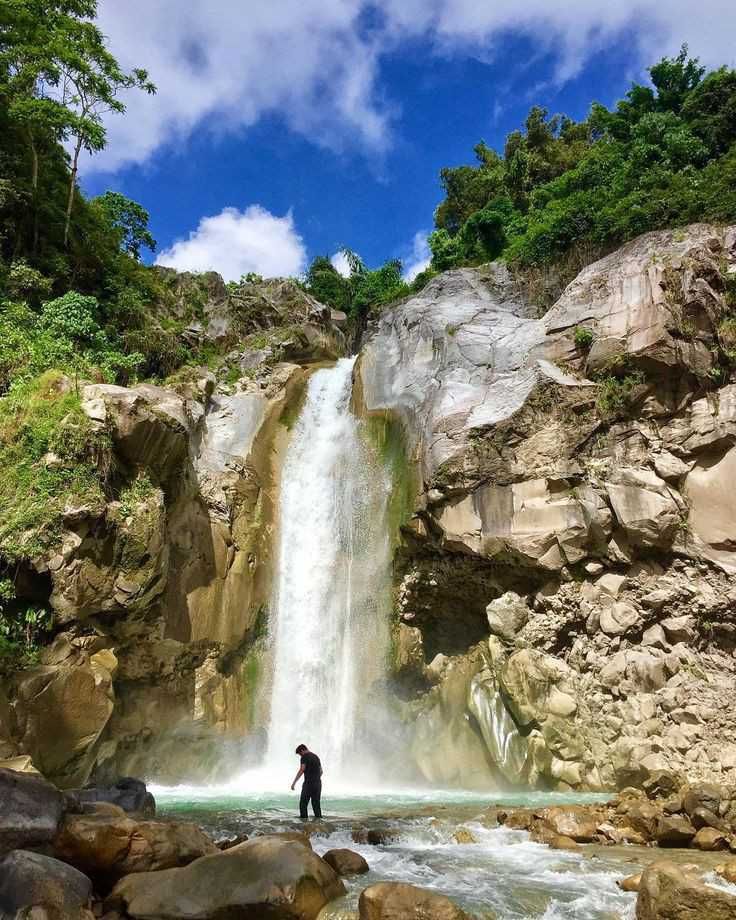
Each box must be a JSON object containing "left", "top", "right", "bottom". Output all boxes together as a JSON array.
[
  {"left": 402, "top": 231, "right": 432, "bottom": 283},
  {"left": 154, "top": 205, "right": 306, "bottom": 281},
  {"left": 94, "top": 0, "right": 736, "bottom": 173},
  {"left": 330, "top": 251, "right": 353, "bottom": 277}
]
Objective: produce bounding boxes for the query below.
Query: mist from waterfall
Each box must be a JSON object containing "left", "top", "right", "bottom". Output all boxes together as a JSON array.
[{"left": 263, "top": 357, "right": 392, "bottom": 784}]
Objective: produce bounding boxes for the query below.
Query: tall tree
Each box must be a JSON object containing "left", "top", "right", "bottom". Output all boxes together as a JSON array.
[{"left": 56, "top": 15, "right": 155, "bottom": 246}]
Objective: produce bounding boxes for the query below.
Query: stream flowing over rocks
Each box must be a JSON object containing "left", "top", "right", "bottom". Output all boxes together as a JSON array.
[{"left": 4, "top": 224, "right": 736, "bottom": 917}]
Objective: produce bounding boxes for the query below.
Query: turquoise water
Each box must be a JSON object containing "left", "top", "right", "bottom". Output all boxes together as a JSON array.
[{"left": 155, "top": 785, "right": 638, "bottom": 920}]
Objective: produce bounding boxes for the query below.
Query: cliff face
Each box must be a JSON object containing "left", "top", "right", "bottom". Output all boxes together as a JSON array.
[
  {"left": 359, "top": 224, "right": 736, "bottom": 791},
  {"left": 0, "top": 275, "right": 346, "bottom": 787},
  {"left": 2, "top": 225, "right": 736, "bottom": 793}
]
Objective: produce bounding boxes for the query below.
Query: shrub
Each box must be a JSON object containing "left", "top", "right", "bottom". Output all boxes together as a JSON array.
[{"left": 573, "top": 326, "right": 595, "bottom": 351}]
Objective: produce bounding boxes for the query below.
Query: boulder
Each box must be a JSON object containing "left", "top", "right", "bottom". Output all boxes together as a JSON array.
[
  {"left": 691, "top": 827, "right": 729, "bottom": 851},
  {"left": 636, "top": 860, "right": 736, "bottom": 919},
  {"left": 358, "top": 882, "right": 469, "bottom": 920},
  {"left": 536, "top": 806, "right": 598, "bottom": 843},
  {"left": 72, "top": 778, "right": 155, "bottom": 816},
  {"left": 109, "top": 836, "right": 345, "bottom": 920},
  {"left": 715, "top": 860, "right": 736, "bottom": 884},
  {"left": 486, "top": 592, "right": 529, "bottom": 642},
  {"left": 0, "top": 850, "right": 92, "bottom": 917},
  {"left": 322, "top": 848, "right": 369, "bottom": 876},
  {"left": 0, "top": 769, "right": 65, "bottom": 856},
  {"left": 618, "top": 874, "right": 642, "bottom": 893},
  {"left": 656, "top": 815, "right": 697, "bottom": 847},
  {"left": 600, "top": 602, "right": 641, "bottom": 637},
  {"left": 549, "top": 834, "right": 580, "bottom": 850},
  {"left": 13, "top": 653, "right": 115, "bottom": 788},
  {"left": 682, "top": 783, "right": 726, "bottom": 818},
  {"left": 54, "top": 813, "right": 217, "bottom": 886}
]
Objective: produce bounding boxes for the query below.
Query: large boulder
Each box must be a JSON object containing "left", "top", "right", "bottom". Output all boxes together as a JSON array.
[
  {"left": 12, "top": 649, "right": 116, "bottom": 788},
  {"left": 72, "top": 777, "right": 155, "bottom": 816},
  {"left": 536, "top": 806, "right": 599, "bottom": 843},
  {"left": 54, "top": 812, "right": 217, "bottom": 887},
  {"left": 81, "top": 383, "right": 197, "bottom": 483},
  {"left": 636, "top": 860, "right": 736, "bottom": 919},
  {"left": 322, "top": 847, "right": 369, "bottom": 876},
  {"left": 359, "top": 882, "right": 469, "bottom": 920},
  {"left": 0, "top": 850, "right": 92, "bottom": 918},
  {"left": 109, "top": 836, "right": 345, "bottom": 919},
  {"left": 0, "top": 769, "right": 65, "bottom": 856}
]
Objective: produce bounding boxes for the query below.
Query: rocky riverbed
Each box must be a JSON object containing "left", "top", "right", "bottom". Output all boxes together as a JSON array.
[{"left": 4, "top": 767, "right": 736, "bottom": 919}]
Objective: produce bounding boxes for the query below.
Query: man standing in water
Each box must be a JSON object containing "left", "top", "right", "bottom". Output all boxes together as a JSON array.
[{"left": 291, "top": 743, "right": 323, "bottom": 821}]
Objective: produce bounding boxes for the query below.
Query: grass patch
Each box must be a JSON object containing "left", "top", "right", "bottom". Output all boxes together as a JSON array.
[{"left": 0, "top": 372, "right": 111, "bottom": 561}]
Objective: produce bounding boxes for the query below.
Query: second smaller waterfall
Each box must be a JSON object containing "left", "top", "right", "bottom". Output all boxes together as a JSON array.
[{"left": 264, "top": 358, "right": 391, "bottom": 782}]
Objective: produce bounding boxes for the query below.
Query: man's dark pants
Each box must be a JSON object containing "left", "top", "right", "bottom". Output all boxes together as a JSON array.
[{"left": 300, "top": 780, "right": 322, "bottom": 820}]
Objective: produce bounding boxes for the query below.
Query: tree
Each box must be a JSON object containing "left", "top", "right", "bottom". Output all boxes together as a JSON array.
[
  {"left": 92, "top": 191, "right": 156, "bottom": 259},
  {"left": 56, "top": 16, "right": 155, "bottom": 246}
]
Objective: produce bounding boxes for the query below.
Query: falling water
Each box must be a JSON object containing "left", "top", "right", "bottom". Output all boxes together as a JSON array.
[{"left": 264, "top": 357, "right": 392, "bottom": 782}]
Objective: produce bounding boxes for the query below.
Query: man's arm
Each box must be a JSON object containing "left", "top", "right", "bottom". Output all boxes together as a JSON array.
[{"left": 290, "top": 765, "right": 304, "bottom": 790}]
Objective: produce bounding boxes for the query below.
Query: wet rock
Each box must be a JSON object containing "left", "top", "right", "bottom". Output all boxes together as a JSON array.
[
  {"left": 452, "top": 828, "right": 477, "bottom": 844},
  {"left": 0, "top": 769, "right": 65, "bottom": 856},
  {"left": 323, "top": 848, "right": 370, "bottom": 875},
  {"left": 0, "top": 850, "right": 92, "bottom": 917},
  {"left": 636, "top": 860, "right": 736, "bottom": 919},
  {"left": 358, "top": 882, "right": 470, "bottom": 920},
  {"left": 656, "top": 815, "right": 697, "bottom": 847},
  {"left": 690, "top": 806, "right": 728, "bottom": 832},
  {"left": 537, "top": 806, "right": 598, "bottom": 842},
  {"left": 53, "top": 813, "right": 217, "bottom": 887},
  {"left": 72, "top": 778, "right": 155, "bottom": 817},
  {"left": 618, "top": 873, "right": 642, "bottom": 892},
  {"left": 691, "top": 827, "right": 729, "bottom": 851},
  {"left": 715, "top": 860, "right": 736, "bottom": 884},
  {"left": 549, "top": 834, "right": 580, "bottom": 850},
  {"left": 109, "top": 836, "right": 345, "bottom": 920},
  {"left": 352, "top": 826, "right": 395, "bottom": 846}
]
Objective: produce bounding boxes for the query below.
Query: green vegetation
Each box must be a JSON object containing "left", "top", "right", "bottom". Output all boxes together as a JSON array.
[
  {"left": 428, "top": 47, "right": 736, "bottom": 291},
  {"left": 303, "top": 251, "right": 414, "bottom": 320},
  {"left": 573, "top": 326, "right": 594, "bottom": 352},
  {"left": 0, "top": 576, "right": 52, "bottom": 674},
  {"left": 594, "top": 368, "right": 646, "bottom": 419},
  {"left": 0, "top": 371, "right": 111, "bottom": 561}
]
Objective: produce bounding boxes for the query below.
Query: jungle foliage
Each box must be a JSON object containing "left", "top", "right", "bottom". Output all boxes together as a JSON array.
[{"left": 428, "top": 48, "right": 736, "bottom": 280}]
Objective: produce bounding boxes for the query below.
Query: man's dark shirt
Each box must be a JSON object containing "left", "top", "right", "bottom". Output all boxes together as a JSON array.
[{"left": 301, "top": 751, "right": 322, "bottom": 784}]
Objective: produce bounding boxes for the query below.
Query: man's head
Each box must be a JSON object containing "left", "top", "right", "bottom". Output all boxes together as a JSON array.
[{"left": 295, "top": 744, "right": 308, "bottom": 756}]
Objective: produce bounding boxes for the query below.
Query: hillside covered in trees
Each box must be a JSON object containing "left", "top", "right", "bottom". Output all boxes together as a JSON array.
[{"left": 421, "top": 47, "right": 736, "bottom": 303}]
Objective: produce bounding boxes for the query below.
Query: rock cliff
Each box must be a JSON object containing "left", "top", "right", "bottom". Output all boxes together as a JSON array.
[
  {"left": 3, "top": 225, "right": 736, "bottom": 793},
  {"left": 359, "top": 223, "right": 736, "bottom": 790}
]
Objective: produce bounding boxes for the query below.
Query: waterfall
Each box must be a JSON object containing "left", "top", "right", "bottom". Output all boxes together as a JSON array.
[{"left": 264, "top": 357, "right": 391, "bottom": 782}]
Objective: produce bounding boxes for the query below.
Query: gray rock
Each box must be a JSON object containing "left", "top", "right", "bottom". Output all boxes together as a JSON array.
[
  {"left": 486, "top": 592, "right": 529, "bottom": 642},
  {"left": 0, "top": 850, "right": 92, "bottom": 916},
  {"left": 0, "top": 769, "right": 64, "bottom": 856}
]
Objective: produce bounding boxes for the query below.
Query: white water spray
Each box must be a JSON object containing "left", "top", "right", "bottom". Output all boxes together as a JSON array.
[{"left": 264, "top": 358, "right": 391, "bottom": 782}]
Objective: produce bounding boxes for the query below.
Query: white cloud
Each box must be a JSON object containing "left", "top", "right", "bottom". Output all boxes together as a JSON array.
[
  {"left": 330, "top": 251, "right": 352, "bottom": 277},
  {"left": 93, "top": 0, "right": 736, "bottom": 173},
  {"left": 402, "top": 231, "right": 432, "bottom": 283},
  {"left": 154, "top": 205, "right": 306, "bottom": 281}
]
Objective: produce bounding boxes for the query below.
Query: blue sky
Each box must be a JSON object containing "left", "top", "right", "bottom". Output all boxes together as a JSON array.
[{"left": 83, "top": 1, "right": 736, "bottom": 282}]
